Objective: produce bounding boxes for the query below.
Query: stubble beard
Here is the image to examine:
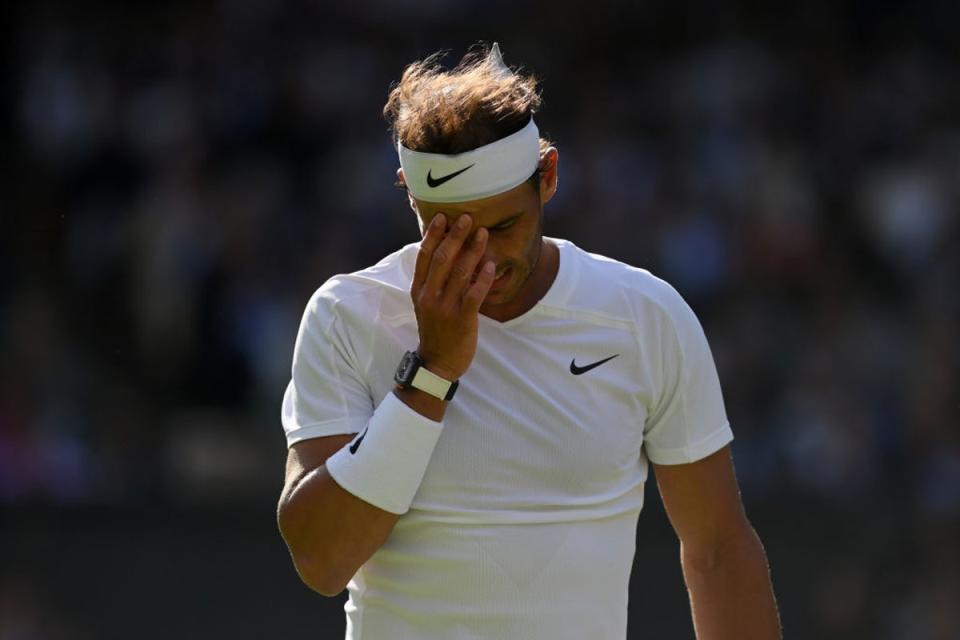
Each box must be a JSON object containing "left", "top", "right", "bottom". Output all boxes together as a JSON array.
[{"left": 486, "top": 213, "right": 544, "bottom": 307}]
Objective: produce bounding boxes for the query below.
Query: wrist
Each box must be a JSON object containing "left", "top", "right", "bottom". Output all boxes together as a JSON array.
[
  {"left": 420, "top": 362, "right": 460, "bottom": 382},
  {"left": 415, "top": 349, "right": 461, "bottom": 382},
  {"left": 393, "top": 385, "right": 447, "bottom": 422},
  {"left": 395, "top": 350, "right": 459, "bottom": 402}
]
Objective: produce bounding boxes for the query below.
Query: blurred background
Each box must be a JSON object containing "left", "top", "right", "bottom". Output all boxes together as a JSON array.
[{"left": 3, "top": 0, "right": 958, "bottom": 638}]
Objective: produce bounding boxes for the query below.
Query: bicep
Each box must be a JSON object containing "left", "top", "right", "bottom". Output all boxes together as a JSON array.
[
  {"left": 653, "top": 445, "right": 750, "bottom": 550},
  {"left": 283, "top": 434, "right": 355, "bottom": 495}
]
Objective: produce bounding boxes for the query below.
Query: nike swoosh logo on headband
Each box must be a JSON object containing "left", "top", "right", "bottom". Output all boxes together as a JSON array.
[{"left": 427, "top": 164, "right": 475, "bottom": 188}]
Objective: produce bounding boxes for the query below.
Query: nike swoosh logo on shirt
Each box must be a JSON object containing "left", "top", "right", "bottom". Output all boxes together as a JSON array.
[
  {"left": 569, "top": 354, "right": 620, "bottom": 375},
  {"left": 426, "top": 164, "right": 475, "bottom": 188},
  {"left": 349, "top": 428, "right": 368, "bottom": 455}
]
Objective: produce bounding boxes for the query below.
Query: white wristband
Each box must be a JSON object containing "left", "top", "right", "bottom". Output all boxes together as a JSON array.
[{"left": 325, "top": 391, "right": 444, "bottom": 515}]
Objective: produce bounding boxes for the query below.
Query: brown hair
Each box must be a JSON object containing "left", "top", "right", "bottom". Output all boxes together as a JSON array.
[{"left": 384, "top": 45, "right": 552, "bottom": 160}]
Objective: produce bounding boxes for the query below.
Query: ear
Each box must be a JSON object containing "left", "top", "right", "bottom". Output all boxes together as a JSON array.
[{"left": 538, "top": 147, "right": 559, "bottom": 205}]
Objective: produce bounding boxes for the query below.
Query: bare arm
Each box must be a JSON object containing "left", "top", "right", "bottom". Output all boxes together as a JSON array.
[
  {"left": 653, "top": 446, "right": 781, "bottom": 640},
  {"left": 277, "top": 432, "right": 397, "bottom": 596},
  {"left": 277, "top": 211, "right": 495, "bottom": 596},
  {"left": 276, "top": 386, "right": 446, "bottom": 596}
]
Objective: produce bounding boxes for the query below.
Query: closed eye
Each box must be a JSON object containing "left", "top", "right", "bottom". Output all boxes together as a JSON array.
[{"left": 490, "top": 217, "right": 519, "bottom": 232}]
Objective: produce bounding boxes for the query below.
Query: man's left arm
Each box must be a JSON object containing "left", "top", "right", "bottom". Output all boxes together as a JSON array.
[{"left": 653, "top": 444, "right": 781, "bottom": 640}]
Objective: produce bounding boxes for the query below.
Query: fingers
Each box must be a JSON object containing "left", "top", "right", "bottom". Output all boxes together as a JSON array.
[
  {"left": 413, "top": 214, "right": 446, "bottom": 294},
  {"left": 462, "top": 260, "right": 496, "bottom": 314},
  {"left": 443, "top": 226, "right": 489, "bottom": 305},
  {"left": 424, "top": 213, "right": 473, "bottom": 297}
]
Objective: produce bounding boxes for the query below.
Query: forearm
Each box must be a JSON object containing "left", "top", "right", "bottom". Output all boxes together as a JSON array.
[
  {"left": 278, "top": 463, "right": 399, "bottom": 596},
  {"left": 681, "top": 525, "right": 781, "bottom": 640},
  {"left": 278, "top": 387, "right": 447, "bottom": 596}
]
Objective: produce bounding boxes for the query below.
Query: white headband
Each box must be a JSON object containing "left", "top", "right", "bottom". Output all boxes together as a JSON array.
[{"left": 398, "top": 118, "right": 541, "bottom": 203}]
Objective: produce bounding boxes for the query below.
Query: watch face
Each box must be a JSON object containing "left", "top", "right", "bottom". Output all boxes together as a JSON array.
[{"left": 395, "top": 351, "right": 419, "bottom": 385}]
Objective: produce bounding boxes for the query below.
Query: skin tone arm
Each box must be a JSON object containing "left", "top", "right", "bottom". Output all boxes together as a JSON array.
[
  {"left": 653, "top": 445, "right": 782, "bottom": 640},
  {"left": 277, "top": 212, "right": 495, "bottom": 596}
]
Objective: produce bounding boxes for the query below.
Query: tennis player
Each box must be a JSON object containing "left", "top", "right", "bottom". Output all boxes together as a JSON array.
[{"left": 277, "top": 44, "right": 780, "bottom": 639}]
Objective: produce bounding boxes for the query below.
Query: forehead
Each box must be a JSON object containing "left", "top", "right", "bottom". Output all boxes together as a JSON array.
[{"left": 414, "top": 181, "right": 535, "bottom": 225}]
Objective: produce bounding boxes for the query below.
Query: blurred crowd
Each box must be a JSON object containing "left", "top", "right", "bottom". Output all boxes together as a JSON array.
[{"left": 3, "top": 1, "right": 958, "bottom": 638}]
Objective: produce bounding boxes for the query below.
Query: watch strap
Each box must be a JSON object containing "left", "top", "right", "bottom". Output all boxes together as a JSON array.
[{"left": 411, "top": 365, "right": 459, "bottom": 401}]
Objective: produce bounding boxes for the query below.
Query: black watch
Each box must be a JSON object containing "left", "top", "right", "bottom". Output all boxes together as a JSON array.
[{"left": 394, "top": 351, "right": 459, "bottom": 401}]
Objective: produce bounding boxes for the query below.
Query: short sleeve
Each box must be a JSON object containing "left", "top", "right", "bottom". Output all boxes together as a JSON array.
[
  {"left": 642, "top": 284, "right": 733, "bottom": 465},
  {"left": 281, "top": 289, "right": 374, "bottom": 447}
]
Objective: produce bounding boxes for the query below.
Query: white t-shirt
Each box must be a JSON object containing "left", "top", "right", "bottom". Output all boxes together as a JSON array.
[{"left": 281, "top": 237, "right": 733, "bottom": 640}]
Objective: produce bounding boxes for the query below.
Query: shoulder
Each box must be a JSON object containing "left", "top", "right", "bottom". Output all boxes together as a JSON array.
[{"left": 556, "top": 239, "right": 694, "bottom": 330}]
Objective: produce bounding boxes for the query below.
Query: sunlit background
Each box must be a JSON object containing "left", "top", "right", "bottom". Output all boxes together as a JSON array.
[{"left": 3, "top": 1, "right": 958, "bottom": 638}]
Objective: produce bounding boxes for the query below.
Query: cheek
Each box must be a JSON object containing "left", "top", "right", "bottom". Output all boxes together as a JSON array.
[
  {"left": 483, "top": 212, "right": 540, "bottom": 262},
  {"left": 519, "top": 226, "right": 541, "bottom": 263},
  {"left": 489, "top": 233, "right": 528, "bottom": 264}
]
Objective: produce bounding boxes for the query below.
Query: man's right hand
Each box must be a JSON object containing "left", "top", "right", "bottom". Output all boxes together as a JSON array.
[{"left": 411, "top": 213, "right": 495, "bottom": 382}]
